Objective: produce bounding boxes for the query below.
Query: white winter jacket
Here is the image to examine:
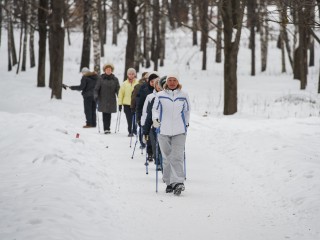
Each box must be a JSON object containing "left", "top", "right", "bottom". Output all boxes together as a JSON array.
[
  {"left": 152, "top": 88, "right": 190, "bottom": 136},
  {"left": 141, "top": 90, "right": 157, "bottom": 126}
]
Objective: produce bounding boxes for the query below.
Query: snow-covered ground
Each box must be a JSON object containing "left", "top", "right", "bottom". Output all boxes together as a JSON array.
[{"left": 0, "top": 26, "right": 320, "bottom": 240}]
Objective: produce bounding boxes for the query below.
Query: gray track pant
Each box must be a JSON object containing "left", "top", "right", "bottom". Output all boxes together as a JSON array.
[{"left": 158, "top": 133, "right": 186, "bottom": 185}]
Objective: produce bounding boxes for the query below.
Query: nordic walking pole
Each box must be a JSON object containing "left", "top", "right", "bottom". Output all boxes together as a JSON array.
[
  {"left": 184, "top": 149, "right": 186, "bottom": 180},
  {"left": 114, "top": 111, "right": 120, "bottom": 133},
  {"left": 130, "top": 113, "right": 135, "bottom": 147},
  {"left": 96, "top": 105, "right": 100, "bottom": 133},
  {"left": 145, "top": 150, "right": 149, "bottom": 174},
  {"left": 131, "top": 134, "right": 139, "bottom": 159},
  {"left": 155, "top": 128, "right": 159, "bottom": 193}
]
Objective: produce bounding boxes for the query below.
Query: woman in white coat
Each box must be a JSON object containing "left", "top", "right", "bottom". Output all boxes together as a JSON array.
[{"left": 152, "top": 74, "right": 190, "bottom": 195}]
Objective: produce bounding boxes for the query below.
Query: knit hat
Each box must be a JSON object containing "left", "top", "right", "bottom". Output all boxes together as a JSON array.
[
  {"left": 158, "top": 76, "right": 167, "bottom": 90},
  {"left": 127, "top": 68, "right": 136, "bottom": 75},
  {"left": 81, "top": 67, "right": 90, "bottom": 74},
  {"left": 148, "top": 71, "right": 160, "bottom": 82},
  {"left": 166, "top": 73, "right": 180, "bottom": 82},
  {"left": 103, "top": 63, "right": 114, "bottom": 71}
]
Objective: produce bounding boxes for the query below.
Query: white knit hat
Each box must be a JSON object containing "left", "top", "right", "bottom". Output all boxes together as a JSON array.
[
  {"left": 165, "top": 73, "right": 180, "bottom": 82},
  {"left": 81, "top": 67, "right": 90, "bottom": 74}
]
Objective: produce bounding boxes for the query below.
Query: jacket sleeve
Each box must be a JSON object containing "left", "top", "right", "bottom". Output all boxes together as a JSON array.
[
  {"left": 136, "top": 86, "right": 146, "bottom": 122},
  {"left": 184, "top": 93, "right": 191, "bottom": 125},
  {"left": 94, "top": 77, "right": 101, "bottom": 100},
  {"left": 118, "top": 84, "right": 124, "bottom": 105},
  {"left": 115, "top": 77, "right": 120, "bottom": 96},
  {"left": 70, "top": 76, "right": 86, "bottom": 91},
  {"left": 143, "top": 98, "right": 155, "bottom": 135},
  {"left": 152, "top": 95, "right": 160, "bottom": 121}
]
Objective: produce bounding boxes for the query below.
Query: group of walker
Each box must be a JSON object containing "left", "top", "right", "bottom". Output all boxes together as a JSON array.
[{"left": 64, "top": 64, "right": 190, "bottom": 195}]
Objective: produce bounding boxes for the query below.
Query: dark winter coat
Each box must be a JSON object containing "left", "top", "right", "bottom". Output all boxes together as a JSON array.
[
  {"left": 70, "top": 72, "right": 98, "bottom": 98},
  {"left": 143, "top": 97, "right": 156, "bottom": 135},
  {"left": 131, "top": 78, "right": 146, "bottom": 110},
  {"left": 94, "top": 73, "right": 120, "bottom": 113},
  {"left": 136, "top": 82, "right": 154, "bottom": 123}
]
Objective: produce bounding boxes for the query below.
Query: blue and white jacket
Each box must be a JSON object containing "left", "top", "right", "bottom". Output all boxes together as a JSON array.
[{"left": 152, "top": 88, "right": 190, "bottom": 136}]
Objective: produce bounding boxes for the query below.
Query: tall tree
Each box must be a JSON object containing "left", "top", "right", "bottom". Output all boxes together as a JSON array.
[
  {"left": 50, "top": 0, "right": 65, "bottom": 99},
  {"left": 151, "top": 0, "right": 160, "bottom": 71},
  {"left": 0, "top": 0, "right": 2, "bottom": 46},
  {"left": 37, "top": 0, "right": 48, "bottom": 87},
  {"left": 92, "top": 0, "right": 101, "bottom": 73},
  {"left": 199, "top": 0, "right": 208, "bottom": 70},
  {"left": 124, "top": 0, "right": 137, "bottom": 79},
  {"left": 258, "top": 0, "right": 268, "bottom": 72},
  {"left": 221, "top": 0, "right": 246, "bottom": 115},
  {"left": 142, "top": 0, "right": 151, "bottom": 68},
  {"left": 112, "top": 0, "right": 119, "bottom": 45},
  {"left": 80, "top": 0, "right": 92, "bottom": 71},
  {"left": 21, "top": 0, "right": 30, "bottom": 72},
  {"left": 191, "top": 0, "right": 198, "bottom": 46},
  {"left": 215, "top": 2, "right": 222, "bottom": 63},
  {"left": 159, "top": 0, "right": 167, "bottom": 67},
  {"left": 248, "top": 0, "right": 256, "bottom": 76},
  {"left": 29, "top": 0, "right": 36, "bottom": 68}
]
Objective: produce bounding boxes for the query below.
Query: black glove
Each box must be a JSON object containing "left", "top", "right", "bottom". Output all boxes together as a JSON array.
[
  {"left": 62, "top": 84, "right": 68, "bottom": 90},
  {"left": 137, "top": 120, "right": 141, "bottom": 127},
  {"left": 118, "top": 105, "right": 122, "bottom": 111},
  {"left": 131, "top": 108, "right": 135, "bottom": 113}
]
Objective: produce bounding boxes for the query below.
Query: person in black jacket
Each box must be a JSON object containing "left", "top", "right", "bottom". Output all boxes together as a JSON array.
[
  {"left": 68, "top": 67, "right": 99, "bottom": 128},
  {"left": 143, "top": 78, "right": 162, "bottom": 170}
]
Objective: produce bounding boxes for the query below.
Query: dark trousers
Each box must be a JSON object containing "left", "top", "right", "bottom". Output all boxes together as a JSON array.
[
  {"left": 83, "top": 96, "right": 96, "bottom": 127},
  {"left": 102, "top": 112, "right": 111, "bottom": 131},
  {"left": 123, "top": 105, "right": 136, "bottom": 134}
]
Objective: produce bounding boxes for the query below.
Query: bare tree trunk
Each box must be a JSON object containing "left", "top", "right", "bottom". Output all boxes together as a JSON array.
[
  {"left": 112, "top": 0, "right": 119, "bottom": 45},
  {"left": 143, "top": 0, "right": 151, "bottom": 68},
  {"left": 16, "top": 9, "right": 24, "bottom": 74},
  {"left": 37, "top": 0, "right": 48, "bottom": 87},
  {"left": 221, "top": 0, "right": 246, "bottom": 115},
  {"left": 215, "top": 3, "right": 222, "bottom": 63},
  {"left": 279, "top": 2, "right": 287, "bottom": 73},
  {"left": 248, "top": 0, "right": 256, "bottom": 76},
  {"left": 63, "top": 1, "right": 71, "bottom": 46},
  {"left": 159, "top": 0, "right": 166, "bottom": 67},
  {"left": 151, "top": 0, "right": 160, "bottom": 71},
  {"left": 124, "top": 0, "right": 137, "bottom": 79},
  {"left": 98, "top": 0, "right": 104, "bottom": 57},
  {"left": 199, "top": 0, "right": 208, "bottom": 70},
  {"left": 50, "top": 0, "right": 65, "bottom": 99},
  {"left": 92, "top": 0, "right": 101, "bottom": 73},
  {"left": 102, "top": 0, "right": 107, "bottom": 45},
  {"left": 29, "top": 0, "right": 36, "bottom": 68},
  {"left": 309, "top": 38, "right": 314, "bottom": 67},
  {"left": 6, "top": 0, "right": 13, "bottom": 71},
  {"left": 80, "top": 0, "right": 91, "bottom": 71},
  {"left": 0, "top": 1, "right": 2, "bottom": 47},
  {"left": 21, "top": 0, "right": 30, "bottom": 72},
  {"left": 259, "top": 0, "right": 268, "bottom": 72},
  {"left": 10, "top": 20, "right": 18, "bottom": 66},
  {"left": 192, "top": 0, "right": 198, "bottom": 46}
]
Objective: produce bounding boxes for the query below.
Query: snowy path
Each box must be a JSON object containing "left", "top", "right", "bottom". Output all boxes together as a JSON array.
[
  {"left": 1, "top": 95, "right": 319, "bottom": 240},
  {"left": 73, "top": 114, "right": 320, "bottom": 240}
]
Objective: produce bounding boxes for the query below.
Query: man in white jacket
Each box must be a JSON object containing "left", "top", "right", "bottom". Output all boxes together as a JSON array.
[{"left": 152, "top": 73, "right": 190, "bottom": 195}]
